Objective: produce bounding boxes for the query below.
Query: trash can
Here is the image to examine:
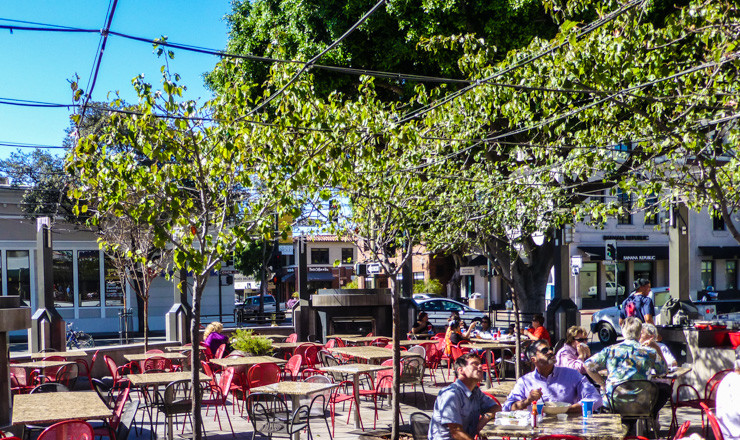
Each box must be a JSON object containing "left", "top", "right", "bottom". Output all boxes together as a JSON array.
[
  {"left": 469, "top": 292, "right": 485, "bottom": 311},
  {"left": 546, "top": 298, "right": 579, "bottom": 342}
]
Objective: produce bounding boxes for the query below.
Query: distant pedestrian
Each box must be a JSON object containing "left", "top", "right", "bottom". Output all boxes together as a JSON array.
[{"left": 619, "top": 278, "right": 655, "bottom": 325}]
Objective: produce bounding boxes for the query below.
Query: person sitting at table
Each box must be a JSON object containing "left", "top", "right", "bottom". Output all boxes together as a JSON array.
[
  {"left": 585, "top": 317, "right": 667, "bottom": 421},
  {"left": 472, "top": 317, "right": 496, "bottom": 339},
  {"left": 503, "top": 339, "right": 602, "bottom": 413},
  {"left": 641, "top": 323, "right": 677, "bottom": 368},
  {"left": 716, "top": 346, "right": 740, "bottom": 440},
  {"left": 555, "top": 325, "right": 591, "bottom": 374},
  {"left": 429, "top": 353, "right": 500, "bottom": 440},
  {"left": 523, "top": 314, "right": 551, "bottom": 345},
  {"left": 203, "top": 322, "right": 231, "bottom": 356},
  {"left": 412, "top": 311, "right": 433, "bottom": 335},
  {"left": 445, "top": 320, "right": 475, "bottom": 355}
]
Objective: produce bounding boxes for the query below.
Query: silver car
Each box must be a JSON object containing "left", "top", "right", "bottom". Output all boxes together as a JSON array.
[{"left": 414, "top": 298, "right": 487, "bottom": 330}]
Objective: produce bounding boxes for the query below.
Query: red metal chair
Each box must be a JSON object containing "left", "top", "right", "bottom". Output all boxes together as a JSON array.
[
  {"left": 672, "top": 369, "right": 731, "bottom": 434},
  {"left": 482, "top": 391, "right": 502, "bottom": 407},
  {"left": 92, "top": 381, "right": 131, "bottom": 439},
  {"left": 103, "top": 356, "right": 132, "bottom": 388},
  {"left": 37, "top": 420, "right": 94, "bottom": 440},
  {"left": 145, "top": 349, "right": 164, "bottom": 354},
  {"left": 324, "top": 339, "right": 336, "bottom": 349},
  {"left": 201, "top": 367, "right": 236, "bottom": 437},
  {"left": 371, "top": 337, "right": 390, "bottom": 347},
  {"left": 699, "top": 402, "right": 725, "bottom": 440},
  {"left": 365, "top": 332, "right": 374, "bottom": 337},
  {"left": 448, "top": 343, "right": 471, "bottom": 379},
  {"left": 672, "top": 421, "right": 691, "bottom": 440},
  {"left": 328, "top": 380, "right": 360, "bottom": 435},
  {"left": 39, "top": 356, "right": 66, "bottom": 382},
  {"left": 10, "top": 365, "right": 37, "bottom": 394},
  {"left": 282, "top": 355, "right": 303, "bottom": 381},
  {"left": 199, "top": 343, "right": 215, "bottom": 360},
  {"left": 247, "top": 363, "right": 281, "bottom": 390},
  {"left": 286, "top": 333, "right": 298, "bottom": 343},
  {"left": 424, "top": 342, "right": 443, "bottom": 385},
  {"left": 143, "top": 356, "right": 173, "bottom": 372},
  {"left": 434, "top": 338, "right": 452, "bottom": 381},
  {"left": 214, "top": 344, "right": 228, "bottom": 359}
]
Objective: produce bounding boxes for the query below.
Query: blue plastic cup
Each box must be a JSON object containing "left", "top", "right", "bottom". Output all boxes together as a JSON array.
[
  {"left": 581, "top": 399, "right": 595, "bottom": 418},
  {"left": 536, "top": 401, "right": 544, "bottom": 415}
]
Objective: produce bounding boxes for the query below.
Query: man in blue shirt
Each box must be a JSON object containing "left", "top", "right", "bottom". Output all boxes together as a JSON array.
[
  {"left": 619, "top": 278, "right": 655, "bottom": 325},
  {"left": 429, "top": 353, "right": 500, "bottom": 440},
  {"left": 504, "top": 340, "right": 602, "bottom": 413}
]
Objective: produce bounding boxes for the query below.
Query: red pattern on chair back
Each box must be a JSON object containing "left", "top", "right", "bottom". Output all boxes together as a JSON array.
[
  {"left": 324, "top": 339, "right": 336, "bottom": 349},
  {"left": 371, "top": 337, "right": 390, "bottom": 347},
  {"left": 103, "top": 356, "right": 120, "bottom": 383},
  {"left": 42, "top": 356, "right": 66, "bottom": 381},
  {"left": 143, "top": 356, "right": 172, "bottom": 372},
  {"left": 247, "top": 363, "right": 281, "bottom": 389},
  {"left": 336, "top": 338, "right": 346, "bottom": 347},
  {"left": 217, "top": 368, "right": 236, "bottom": 399},
  {"left": 366, "top": 332, "right": 374, "bottom": 337},
  {"left": 37, "top": 420, "right": 94, "bottom": 440},
  {"left": 303, "top": 345, "right": 319, "bottom": 369},
  {"left": 109, "top": 382, "right": 132, "bottom": 431},
  {"left": 199, "top": 343, "right": 214, "bottom": 360},
  {"left": 285, "top": 355, "right": 302, "bottom": 379},
  {"left": 699, "top": 402, "right": 725, "bottom": 440},
  {"left": 286, "top": 333, "right": 298, "bottom": 343},
  {"left": 145, "top": 349, "right": 164, "bottom": 354},
  {"left": 215, "top": 344, "right": 228, "bottom": 359}
]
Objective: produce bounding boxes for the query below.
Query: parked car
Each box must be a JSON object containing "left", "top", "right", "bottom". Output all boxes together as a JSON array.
[
  {"left": 590, "top": 287, "right": 705, "bottom": 344},
  {"left": 587, "top": 281, "right": 625, "bottom": 297},
  {"left": 235, "top": 294, "right": 283, "bottom": 323},
  {"left": 412, "top": 293, "right": 440, "bottom": 300},
  {"left": 414, "top": 298, "right": 487, "bottom": 330}
]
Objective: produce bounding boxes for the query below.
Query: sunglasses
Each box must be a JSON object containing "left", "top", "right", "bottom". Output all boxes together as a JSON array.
[
  {"left": 576, "top": 337, "right": 589, "bottom": 343},
  {"left": 539, "top": 346, "right": 554, "bottom": 354}
]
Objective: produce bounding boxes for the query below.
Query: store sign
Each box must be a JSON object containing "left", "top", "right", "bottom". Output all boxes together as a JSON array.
[
  {"left": 279, "top": 244, "right": 294, "bottom": 254},
  {"left": 309, "top": 266, "right": 331, "bottom": 272},
  {"left": 623, "top": 255, "right": 656, "bottom": 261},
  {"left": 460, "top": 267, "right": 476, "bottom": 276}
]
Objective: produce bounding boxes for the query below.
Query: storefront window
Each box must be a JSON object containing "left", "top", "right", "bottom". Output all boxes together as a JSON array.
[
  {"left": 617, "top": 190, "right": 632, "bottom": 224},
  {"left": 726, "top": 261, "right": 736, "bottom": 290},
  {"left": 579, "top": 263, "right": 599, "bottom": 297},
  {"left": 604, "top": 262, "right": 627, "bottom": 299},
  {"left": 700, "top": 261, "right": 714, "bottom": 290},
  {"left": 53, "top": 251, "right": 74, "bottom": 307},
  {"left": 78, "top": 250, "right": 101, "bottom": 307},
  {"left": 7, "top": 250, "right": 31, "bottom": 305},
  {"left": 104, "top": 256, "right": 124, "bottom": 306},
  {"left": 633, "top": 262, "right": 654, "bottom": 286}
]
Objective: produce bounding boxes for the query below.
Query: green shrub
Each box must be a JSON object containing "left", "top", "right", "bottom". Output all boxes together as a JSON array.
[
  {"left": 413, "top": 279, "right": 444, "bottom": 295},
  {"left": 344, "top": 279, "right": 359, "bottom": 289},
  {"left": 230, "top": 329, "right": 273, "bottom": 355}
]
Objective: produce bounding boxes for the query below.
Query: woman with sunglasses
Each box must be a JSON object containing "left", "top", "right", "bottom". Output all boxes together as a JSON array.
[{"left": 555, "top": 326, "right": 591, "bottom": 374}]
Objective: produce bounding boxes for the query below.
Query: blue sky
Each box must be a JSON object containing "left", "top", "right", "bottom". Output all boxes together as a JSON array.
[{"left": 0, "top": 1, "right": 232, "bottom": 159}]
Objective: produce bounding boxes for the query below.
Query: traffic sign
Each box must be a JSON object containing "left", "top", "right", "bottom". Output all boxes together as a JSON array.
[
  {"left": 367, "top": 263, "right": 381, "bottom": 274},
  {"left": 460, "top": 267, "right": 475, "bottom": 276}
]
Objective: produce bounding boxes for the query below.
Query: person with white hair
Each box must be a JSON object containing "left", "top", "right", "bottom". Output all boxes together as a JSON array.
[
  {"left": 716, "top": 346, "right": 740, "bottom": 440},
  {"left": 585, "top": 317, "right": 667, "bottom": 401},
  {"left": 640, "top": 323, "right": 677, "bottom": 368}
]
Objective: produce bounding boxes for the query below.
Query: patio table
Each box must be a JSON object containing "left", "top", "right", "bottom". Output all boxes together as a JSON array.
[
  {"left": 325, "top": 334, "right": 361, "bottom": 340},
  {"left": 328, "top": 346, "right": 417, "bottom": 364},
  {"left": 480, "top": 413, "right": 627, "bottom": 440},
  {"left": 250, "top": 381, "right": 339, "bottom": 440},
  {"left": 209, "top": 355, "right": 287, "bottom": 368},
  {"left": 462, "top": 341, "right": 515, "bottom": 388},
  {"left": 123, "top": 352, "right": 186, "bottom": 363},
  {"left": 164, "top": 346, "right": 191, "bottom": 352},
  {"left": 13, "top": 391, "right": 111, "bottom": 425},
  {"left": 341, "top": 336, "right": 380, "bottom": 345},
  {"left": 271, "top": 342, "right": 320, "bottom": 351},
  {"left": 319, "top": 363, "right": 391, "bottom": 428},
  {"left": 30, "top": 350, "right": 88, "bottom": 360}
]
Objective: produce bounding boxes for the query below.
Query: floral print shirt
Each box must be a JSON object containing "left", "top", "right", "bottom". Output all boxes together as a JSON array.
[{"left": 585, "top": 339, "right": 666, "bottom": 398}]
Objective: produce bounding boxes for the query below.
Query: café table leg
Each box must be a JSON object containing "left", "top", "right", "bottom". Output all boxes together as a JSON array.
[
  {"left": 484, "top": 349, "right": 493, "bottom": 389},
  {"left": 290, "top": 395, "right": 301, "bottom": 440},
  {"left": 352, "top": 372, "right": 361, "bottom": 429}
]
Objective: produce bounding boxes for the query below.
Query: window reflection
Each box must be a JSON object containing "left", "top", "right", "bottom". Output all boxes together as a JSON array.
[
  {"left": 104, "top": 256, "right": 124, "bottom": 306},
  {"left": 7, "top": 250, "right": 31, "bottom": 305},
  {"left": 78, "top": 250, "right": 100, "bottom": 307},
  {"left": 53, "top": 251, "right": 74, "bottom": 307}
]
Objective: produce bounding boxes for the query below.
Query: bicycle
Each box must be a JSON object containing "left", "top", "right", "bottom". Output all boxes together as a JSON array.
[{"left": 66, "top": 322, "right": 95, "bottom": 349}]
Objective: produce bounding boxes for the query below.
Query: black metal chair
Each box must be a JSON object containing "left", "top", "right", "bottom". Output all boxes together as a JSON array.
[
  {"left": 609, "top": 380, "right": 659, "bottom": 439},
  {"left": 161, "top": 379, "right": 201, "bottom": 439},
  {"left": 410, "top": 412, "right": 431, "bottom": 440},
  {"left": 245, "top": 392, "right": 308, "bottom": 440}
]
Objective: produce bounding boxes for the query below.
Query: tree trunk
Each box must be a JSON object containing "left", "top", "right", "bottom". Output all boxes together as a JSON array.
[
  {"left": 389, "top": 275, "right": 401, "bottom": 440},
  {"left": 488, "top": 235, "right": 556, "bottom": 314},
  {"left": 190, "top": 277, "right": 204, "bottom": 440},
  {"left": 143, "top": 299, "right": 149, "bottom": 352}
]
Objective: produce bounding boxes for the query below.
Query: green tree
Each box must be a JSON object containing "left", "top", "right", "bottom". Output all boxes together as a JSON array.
[
  {"left": 207, "top": 0, "right": 556, "bottom": 100},
  {"left": 66, "top": 66, "right": 303, "bottom": 439}
]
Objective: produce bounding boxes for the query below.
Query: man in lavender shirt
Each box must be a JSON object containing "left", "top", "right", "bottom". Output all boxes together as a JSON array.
[{"left": 503, "top": 340, "right": 602, "bottom": 413}]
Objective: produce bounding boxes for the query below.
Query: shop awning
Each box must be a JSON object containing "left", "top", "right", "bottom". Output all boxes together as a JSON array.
[
  {"left": 577, "top": 246, "right": 669, "bottom": 261},
  {"left": 698, "top": 246, "right": 740, "bottom": 259},
  {"left": 468, "top": 255, "right": 489, "bottom": 266}
]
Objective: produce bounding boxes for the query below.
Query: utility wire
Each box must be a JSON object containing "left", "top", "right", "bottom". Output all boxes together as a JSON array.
[
  {"left": 246, "top": 0, "right": 387, "bottom": 116},
  {"left": 79, "top": 0, "right": 119, "bottom": 123}
]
